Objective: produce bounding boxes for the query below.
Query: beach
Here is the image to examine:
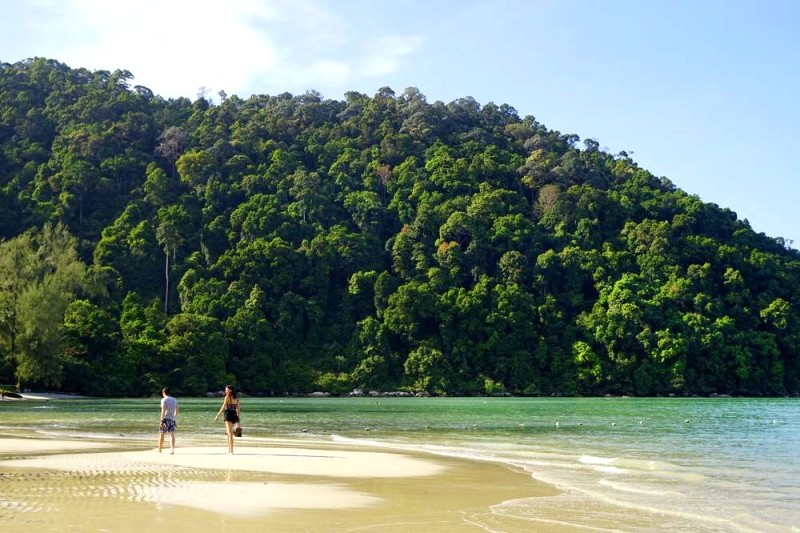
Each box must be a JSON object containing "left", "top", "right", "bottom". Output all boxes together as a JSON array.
[
  {"left": 0, "top": 436, "right": 561, "bottom": 532},
  {"left": 2, "top": 396, "right": 798, "bottom": 531}
]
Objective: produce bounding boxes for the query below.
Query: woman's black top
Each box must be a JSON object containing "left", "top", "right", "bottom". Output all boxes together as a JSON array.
[{"left": 224, "top": 400, "right": 239, "bottom": 423}]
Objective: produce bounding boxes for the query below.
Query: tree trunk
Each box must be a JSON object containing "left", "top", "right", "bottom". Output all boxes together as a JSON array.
[{"left": 164, "top": 249, "right": 170, "bottom": 313}]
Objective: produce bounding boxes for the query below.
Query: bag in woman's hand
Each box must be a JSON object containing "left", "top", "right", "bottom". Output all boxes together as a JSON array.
[{"left": 233, "top": 422, "right": 242, "bottom": 437}]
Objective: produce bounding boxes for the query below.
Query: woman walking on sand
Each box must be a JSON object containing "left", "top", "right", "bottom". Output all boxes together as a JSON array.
[{"left": 214, "top": 385, "right": 240, "bottom": 454}]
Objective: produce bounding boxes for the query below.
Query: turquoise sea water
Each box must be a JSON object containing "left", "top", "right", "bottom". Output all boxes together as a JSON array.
[{"left": 1, "top": 396, "right": 798, "bottom": 531}]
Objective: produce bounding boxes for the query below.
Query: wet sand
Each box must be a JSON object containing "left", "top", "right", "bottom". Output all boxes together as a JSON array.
[
  {"left": 1, "top": 392, "right": 90, "bottom": 401},
  {"left": 0, "top": 438, "right": 562, "bottom": 532},
  {"left": 0, "top": 437, "right": 114, "bottom": 453}
]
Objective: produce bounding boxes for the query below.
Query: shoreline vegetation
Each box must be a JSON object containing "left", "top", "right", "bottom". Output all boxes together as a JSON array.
[{"left": 2, "top": 388, "right": 797, "bottom": 401}]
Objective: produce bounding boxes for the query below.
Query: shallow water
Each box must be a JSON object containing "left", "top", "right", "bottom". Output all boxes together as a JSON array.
[{"left": 1, "top": 396, "right": 798, "bottom": 531}]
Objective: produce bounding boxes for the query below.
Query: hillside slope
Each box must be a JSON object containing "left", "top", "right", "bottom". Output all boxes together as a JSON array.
[{"left": 1, "top": 58, "right": 798, "bottom": 396}]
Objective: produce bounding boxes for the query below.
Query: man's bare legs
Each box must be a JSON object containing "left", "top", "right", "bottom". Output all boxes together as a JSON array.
[{"left": 158, "top": 431, "right": 175, "bottom": 454}]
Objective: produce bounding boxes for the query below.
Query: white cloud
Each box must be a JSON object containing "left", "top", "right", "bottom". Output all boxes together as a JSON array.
[
  {"left": 7, "top": 0, "right": 421, "bottom": 99},
  {"left": 55, "top": 0, "right": 282, "bottom": 97}
]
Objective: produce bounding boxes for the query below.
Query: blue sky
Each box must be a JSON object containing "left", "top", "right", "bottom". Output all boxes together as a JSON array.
[{"left": 2, "top": 0, "right": 798, "bottom": 245}]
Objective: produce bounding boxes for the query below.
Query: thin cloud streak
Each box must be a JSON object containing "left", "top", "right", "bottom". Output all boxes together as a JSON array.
[{"left": 358, "top": 36, "right": 424, "bottom": 79}]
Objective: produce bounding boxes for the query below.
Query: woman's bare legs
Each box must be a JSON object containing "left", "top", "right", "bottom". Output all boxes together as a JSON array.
[{"left": 224, "top": 420, "right": 234, "bottom": 454}]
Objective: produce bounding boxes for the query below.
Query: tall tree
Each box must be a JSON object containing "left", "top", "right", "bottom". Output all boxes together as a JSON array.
[
  {"left": 155, "top": 205, "right": 190, "bottom": 313},
  {"left": 0, "top": 224, "right": 88, "bottom": 387},
  {"left": 0, "top": 233, "right": 35, "bottom": 382}
]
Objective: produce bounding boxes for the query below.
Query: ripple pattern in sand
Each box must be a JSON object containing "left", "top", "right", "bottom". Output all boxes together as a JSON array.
[
  {"left": 1, "top": 456, "right": 224, "bottom": 528},
  {"left": 0, "top": 448, "right": 383, "bottom": 527}
]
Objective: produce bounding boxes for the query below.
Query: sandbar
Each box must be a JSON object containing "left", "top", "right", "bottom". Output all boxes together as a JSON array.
[
  {"left": 0, "top": 438, "right": 559, "bottom": 532},
  {"left": 0, "top": 437, "right": 114, "bottom": 453},
  {"left": 1, "top": 392, "right": 90, "bottom": 401},
  {"left": 1, "top": 444, "right": 446, "bottom": 478}
]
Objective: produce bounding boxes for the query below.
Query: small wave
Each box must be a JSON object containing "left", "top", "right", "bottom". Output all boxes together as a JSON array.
[
  {"left": 330, "top": 434, "right": 390, "bottom": 449},
  {"left": 592, "top": 465, "right": 627, "bottom": 475},
  {"left": 580, "top": 455, "right": 694, "bottom": 479},
  {"left": 579, "top": 455, "right": 616, "bottom": 466},
  {"left": 598, "top": 478, "right": 680, "bottom": 496}
]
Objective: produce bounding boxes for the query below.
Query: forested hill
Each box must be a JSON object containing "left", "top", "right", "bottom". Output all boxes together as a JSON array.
[{"left": 1, "top": 58, "right": 798, "bottom": 397}]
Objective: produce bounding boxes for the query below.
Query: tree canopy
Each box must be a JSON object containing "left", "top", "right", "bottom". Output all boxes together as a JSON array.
[{"left": 1, "top": 58, "right": 798, "bottom": 397}]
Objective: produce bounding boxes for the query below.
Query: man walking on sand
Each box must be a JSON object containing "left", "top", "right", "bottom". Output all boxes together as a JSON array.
[{"left": 158, "top": 387, "right": 179, "bottom": 454}]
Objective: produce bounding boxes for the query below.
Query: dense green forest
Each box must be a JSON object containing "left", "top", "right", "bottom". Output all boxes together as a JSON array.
[{"left": 1, "top": 58, "right": 798, "bottom": 397}]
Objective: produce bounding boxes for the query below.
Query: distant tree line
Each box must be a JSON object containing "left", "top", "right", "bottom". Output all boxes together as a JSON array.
[{"left": 1, "top": 58, "right": 798, "bottom": 397}]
